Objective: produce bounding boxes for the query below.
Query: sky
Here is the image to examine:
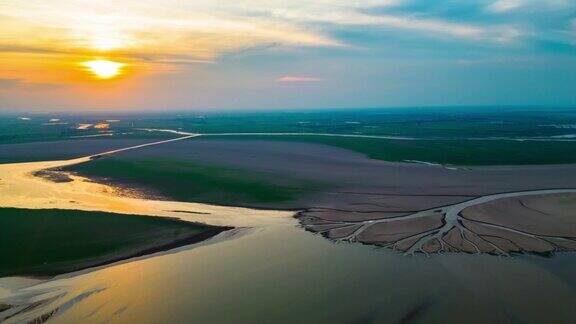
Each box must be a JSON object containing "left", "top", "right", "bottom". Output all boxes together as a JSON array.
[{"left": 0, "top": 0, "right": 575, "bottom": 111}]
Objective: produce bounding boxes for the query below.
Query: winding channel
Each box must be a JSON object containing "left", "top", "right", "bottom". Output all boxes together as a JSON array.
[
  {"left": 333, "top": 189, "right": 576, "bottom": 255},
  {"left": 0, "top": 132, "right": 293, "bottom": 228},
  {"left": 2, "top": 129, "right": 576, "bottom": 254}
]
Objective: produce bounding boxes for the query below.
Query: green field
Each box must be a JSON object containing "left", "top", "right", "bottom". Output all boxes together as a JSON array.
[
  {"left": 0, "top": 208, "right": 227, "bottom": 277},
  {"left": 203, "top": 135, "right": 576, "bottom": 166},
  {"left": 3, "top": 107, "right": 576, "bottom": 165},
  {"left": 67, "top": 159, "right": 320, "bottom": 207}
]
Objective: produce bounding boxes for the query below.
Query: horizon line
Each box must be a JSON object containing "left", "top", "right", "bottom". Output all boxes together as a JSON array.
[{"left": 2, "top": 104, "right": 576, "bottom": 116}]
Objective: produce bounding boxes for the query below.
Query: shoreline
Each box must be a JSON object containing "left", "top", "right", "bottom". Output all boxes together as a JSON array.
[
  {"left": 2, "top": 129, "right": 576, "bottom": 285},
  {"left": 0, "top": 133, "right": 295, "bottom": 281},
  {"left": 61, "top": 170, "right": 309, "bottom": 212},
  {"left": 11, "top": 225, "right": 233, "bottom": 279}
]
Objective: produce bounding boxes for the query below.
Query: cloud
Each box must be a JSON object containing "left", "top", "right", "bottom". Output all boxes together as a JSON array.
[
  {"left": 276, "top": 76, "right": 324, "bottom": 82},
  {"left": 456, "top": 57, "right": 534, "bottom": 65},
  {"left": 265, "top": 6, "right": 521, "bottom": 42},
  {"left": 0, "top": 78, "right": 68, "bottom": 91},
  {"left": 0, "top": 1, "right": 341, "bottom": 64},
  {"left": 0, "top": 78, "right": 21, "bottom": 88},
  {"left": 0, "top": 0, "right": 573, "bottom": 97},
  {"left": 0, "top": 45, "right": 68, "bottom": 55},
  {"left": 487, "top": 0, "right": 570, "bottom": 13},
  {"left": 488, "top": 0, "right": 524, "bottom": 13},
  {"left": 0, "top": 0, "right": 526, "bottom": 68}
]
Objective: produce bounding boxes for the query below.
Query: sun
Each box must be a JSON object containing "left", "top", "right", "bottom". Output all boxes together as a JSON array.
[{"left": 81, "top": 59, "right": 126, "bottom": 79}]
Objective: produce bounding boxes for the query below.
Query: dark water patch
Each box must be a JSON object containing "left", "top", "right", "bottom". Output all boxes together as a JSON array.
[
  {"left": 32, "top": 170, "right": 73, "bottom": 183},
  {"left": 169, "top": 210, "right": 212, "bottom": 215}
]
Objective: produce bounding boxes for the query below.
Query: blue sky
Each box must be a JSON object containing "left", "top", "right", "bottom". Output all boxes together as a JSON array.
[{"left": 0, "top": 0, "right": 575, "bottom": 110}]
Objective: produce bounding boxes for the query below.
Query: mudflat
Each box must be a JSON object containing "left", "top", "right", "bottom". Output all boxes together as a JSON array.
[
  {"left": 64, "top": 138, "right": 576, "bottom": 255},
  {"left": 0, "top": 139, "right": 162, "bottom": 163}
]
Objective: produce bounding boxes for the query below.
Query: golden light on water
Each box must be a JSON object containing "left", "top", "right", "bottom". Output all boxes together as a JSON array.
[{"left": 81, "top": 59, "right": 126, "bottom": 79}]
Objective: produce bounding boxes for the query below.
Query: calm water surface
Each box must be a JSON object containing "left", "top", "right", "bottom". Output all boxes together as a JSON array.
[{"left": 4, "top": 224, "right": 576, "bottom": 323}]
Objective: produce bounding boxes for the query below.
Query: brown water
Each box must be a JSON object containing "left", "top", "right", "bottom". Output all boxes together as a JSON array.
[
  {"left": 2, "top": 224, "right": 576, "bottom": 323},
  {"left": 1, "top": 135, "right": 575, "bottom": 323}
]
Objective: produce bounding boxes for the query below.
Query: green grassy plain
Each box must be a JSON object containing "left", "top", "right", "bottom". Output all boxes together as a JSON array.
[
  {"left": 0, "top": 208, "right": 226, "bottom": 277},
  {"left": 67, "top": 159, "right": 320, "bottom": 207},
  {"left": 3, "top": 107, "right": 576, "bottom": 165}
]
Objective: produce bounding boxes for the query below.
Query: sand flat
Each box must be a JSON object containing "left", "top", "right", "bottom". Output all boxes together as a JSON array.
[
  {"left": 0, "top": 137, "right": 294, "bottom": 229},
  {"left": 3, "top": 135, "right": 576, "bottom": 255}
]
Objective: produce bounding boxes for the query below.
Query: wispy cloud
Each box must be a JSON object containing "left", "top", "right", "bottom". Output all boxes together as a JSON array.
[
  {"left": 276, "top": 76, "right": 324, "bottom": 83},
  {"left": 487, "top": 0, "right": 570, "bottom": 13},
  {"left": 0, "top": 78, "right": 21, "bottom": 89},
  {"left": 487, "top": 0, "right": 524, "bottom": 13},
  {"left": 0, "top": 0, "right": 576, "bottom": 101},
  {"left": 0, "top": 0, "right": 528, "bottom": 68},
  {"left": 0, "top": 1, "right": 341, "bottom": 63},
  {"left": 265, "top": 6, "right": 521, "bottom": 42},
  {"left": 0, "top": 78, "right": 68, "bottom": 91}
]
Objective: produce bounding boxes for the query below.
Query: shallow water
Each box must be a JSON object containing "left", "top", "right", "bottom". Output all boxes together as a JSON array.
[
  {"left": 2, "top": 135, "right": 576, "bottom": 323},
  {"left": 3, "top": 224, "right": 576, "bottom": 323}
]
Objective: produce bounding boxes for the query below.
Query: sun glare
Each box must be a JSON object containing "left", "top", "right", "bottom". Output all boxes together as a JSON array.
[
  {"left": 81, "top": 59, "right": 126, "bottom": 79},
  {"left": 91, "top": 38, "right": 124, "bottom": 51}
]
